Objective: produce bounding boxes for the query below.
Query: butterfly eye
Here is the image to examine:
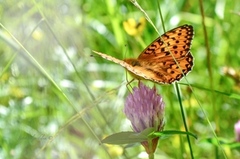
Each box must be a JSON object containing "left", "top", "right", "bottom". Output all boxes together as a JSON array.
[
  {"left": 125, "top": 59, "right": 142, "bottom": 67},
  {"left": 131, "top": 61, "right": 141, "bottom": 67}
]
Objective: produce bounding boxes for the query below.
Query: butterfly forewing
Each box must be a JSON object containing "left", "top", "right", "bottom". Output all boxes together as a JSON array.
[
  {"left": 138, "top": 24, "right": 194, "bottom": 60},
  {"left": 93, "top": 51, "right": 154, "bottom": 81}
]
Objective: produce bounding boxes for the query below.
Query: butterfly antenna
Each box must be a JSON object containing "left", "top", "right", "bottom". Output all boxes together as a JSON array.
[
  {"left": 123, "top": 44, "right": 128, "bottom": 58},
  {"left": 123, "top": 44, "right": 133, "bottom": 89}
]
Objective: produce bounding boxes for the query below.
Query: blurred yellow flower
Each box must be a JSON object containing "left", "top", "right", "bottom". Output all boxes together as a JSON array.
[
  {"left": 123, "top": 17, "right": 146, "bottom": 36},
  {"left": 32, "top": 29, "right": 43, "bottom": 41},
  {"left": 106, "top": 144, "right": 123, "bottom": 157},
  {"left": 10, "top": 87, "right": 25, "bottom": 98}
]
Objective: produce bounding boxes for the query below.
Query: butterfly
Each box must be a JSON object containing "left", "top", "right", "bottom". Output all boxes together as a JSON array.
[{"left": 93, "top": 24, "right": 194, "bottom": 84}]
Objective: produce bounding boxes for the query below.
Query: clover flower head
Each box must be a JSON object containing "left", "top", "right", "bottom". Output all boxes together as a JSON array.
[{"left": 124, "top": 82, "right": 165, "bottom": 154}]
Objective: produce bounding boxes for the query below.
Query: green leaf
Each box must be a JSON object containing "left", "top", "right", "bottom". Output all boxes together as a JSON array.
[
  {"left": 229, "top": 93, "right": 240, "bottom": 100},
  {"left": 154, "top": 130, "right": 197, "bottom": 140},
  {"left": 180, "top": 83, "right": 240, "bottom": 100},
  {"left": 201, "top": 137, "right": 240, "bottom": 148},
  {"left": 102, "top": 127, "right": 155, "bottom": 145}
]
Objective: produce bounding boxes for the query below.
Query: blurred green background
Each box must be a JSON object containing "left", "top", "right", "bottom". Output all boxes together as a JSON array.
[{"left": 1, "top": 0, "right": 240, "bottom": 158}]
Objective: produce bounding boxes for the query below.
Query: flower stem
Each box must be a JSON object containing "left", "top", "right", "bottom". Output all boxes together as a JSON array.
[
  {"left": 148, "top": 152, "right": 154, "bottom": 159},
  {"left": 175, "top": 83, "right": 194, "bottom": 158},
  {"left": 147, "top": 138, "right": 155, "bottom": 159}
]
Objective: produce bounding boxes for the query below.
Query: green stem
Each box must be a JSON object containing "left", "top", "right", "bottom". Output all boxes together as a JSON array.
[
  {"left": 148, "top": 152, "right": 154, "bottom": 159},
  {"left": 175, "top": 83, "right": 194, "bottom": 158},
  {"left": 147, "top": 139, "right": 155, "bottom": 159}
]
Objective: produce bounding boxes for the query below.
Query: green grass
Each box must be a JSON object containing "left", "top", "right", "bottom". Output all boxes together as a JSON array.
[{"left": 1, "top": 0, "right": 240, "bottom": 158}]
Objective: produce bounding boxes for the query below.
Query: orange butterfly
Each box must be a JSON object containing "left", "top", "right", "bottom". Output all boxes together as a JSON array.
[{"left": 93, "top": 24, "right": 194, "bottom": 84}]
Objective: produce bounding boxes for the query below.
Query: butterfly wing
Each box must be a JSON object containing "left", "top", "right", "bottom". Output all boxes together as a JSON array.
[
  {"left": 130, "top": 24, "right": 194, "bottom": 84},
  {"left": 138, "top": 24, "right": 194, "bottom": 60},
  {"left": 93, "top": 24, "right": 194, "bottom": 84},
  {"left": 124, "top": 52, "right": 193, "bottom": 84},
  {"left": 92, "top": 51, "right": 137, "bottom": 72},
  {"left": 93, "top": 51, "right": 156, "bottom": 81}
]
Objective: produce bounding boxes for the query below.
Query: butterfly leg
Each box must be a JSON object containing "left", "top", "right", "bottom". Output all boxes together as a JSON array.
[{"left": 126, "top": 78, "right": 135, "bottom": 91}]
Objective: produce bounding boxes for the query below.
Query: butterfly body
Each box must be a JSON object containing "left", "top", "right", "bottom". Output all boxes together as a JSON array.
[{"left": 93, "top": 24, "right": 194, "bottom": 84}]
